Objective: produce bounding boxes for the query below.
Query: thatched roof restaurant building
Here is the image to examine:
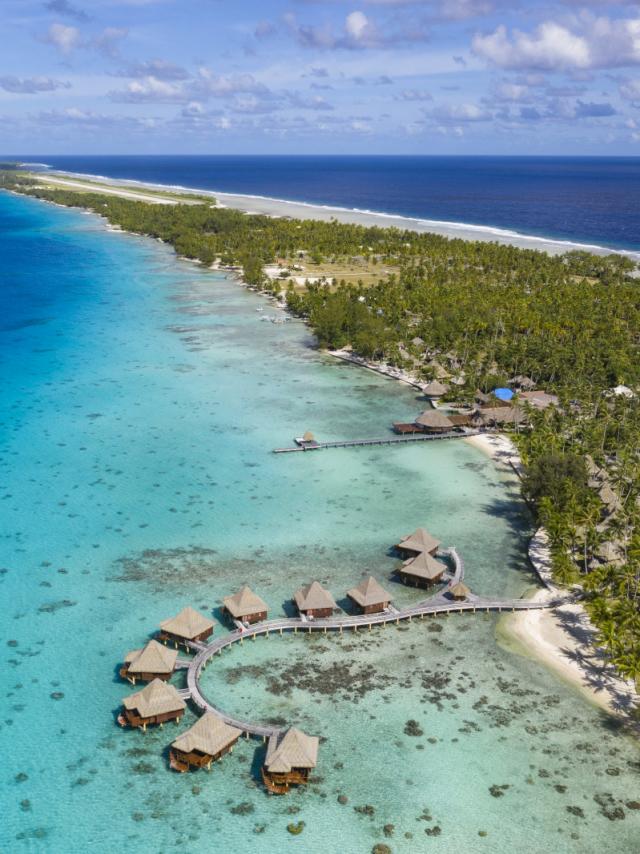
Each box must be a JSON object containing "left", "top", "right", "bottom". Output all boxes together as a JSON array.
[
  {"left": 159, "top": 607, "right": 214, "bottom": 647},
  {"left": 397, "top": 552, "right": 447, "bottom": 587},
  {"left": 169, "top": 712, "right": 241, "bottom": 772},
  {"left": 293, "top": 581, "right": 337, "bottom": 619},
  {"left": 347, "top": 576, "right": 392, "bottom": 614},
  {"left": 397, "top": 527, "right": 441, "bottom": 557},
  {"left": 222, "top": 585, "right": 268, "bottom": 625},
  {"left": 261, "top": 727, "right": 319, "bottom": 794},
  {"left": 476, "top": 406, "right": 526, "bottom": 428},
  {"left": 120, "top": 639, "right": 178, "bottom": 684},
  {"left": 414, "top": 409, "right": 455, "bottom": 433},
  {"left": 118, "top": 678, "right": 186, "bottom": 730}
]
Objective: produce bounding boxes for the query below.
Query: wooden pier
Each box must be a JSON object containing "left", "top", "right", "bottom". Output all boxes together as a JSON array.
[
  {"left": 184, "top": 548, "right": 558, "bottom": 739},
  {"left": 273, "top": 429, "right": 480, "bottom": 454}
]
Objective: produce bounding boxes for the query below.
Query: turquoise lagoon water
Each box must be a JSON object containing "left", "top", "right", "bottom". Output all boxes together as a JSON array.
[{"left": 1, "top": 191, "right": 638, "bottom": 853}]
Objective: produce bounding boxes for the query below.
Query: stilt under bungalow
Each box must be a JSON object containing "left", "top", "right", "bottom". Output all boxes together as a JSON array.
[
  {"left": 261, "top": 727, "right": 319, "bottom": 794},
  {"left": 118, "top": 678, "right": 186, "bottom": 730},
  {"left": 169, "top": 712, "right": 241, "bottom": 772},
  {"left": 119, "top": 639, "right": 178, "bottom": 684},
  {"left": 222, "top": 585, "right": 268, "bottom": 625},
  {"left": 159, "top": 606, "right": 214, "bottom": 647},
  {"left": 293, "top": 581, "right": 337, "bottom": 619},
  {"left": 397, "top": 551, "right": 447, "bottom": 587},
  {"left": 346, "top": 575, "right": 392, "bottom": 614}
]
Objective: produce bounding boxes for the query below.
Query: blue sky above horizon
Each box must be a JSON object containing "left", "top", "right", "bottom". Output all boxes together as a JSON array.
[{"left": 1, "top": 0, "right": 640, "bottom": 155}]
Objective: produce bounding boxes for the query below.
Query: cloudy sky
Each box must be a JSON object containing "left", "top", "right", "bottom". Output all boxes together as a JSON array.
[{"left": 2, "top": 0, "right": 640, "bottom": 154}]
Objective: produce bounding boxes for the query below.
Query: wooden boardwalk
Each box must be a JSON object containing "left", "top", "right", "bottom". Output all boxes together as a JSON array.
[
  {"left": 183, "top": 549, "right": 558, "bottom": 739},
  {"left": 273, "top": 430, "right": 480, "bottom": 454}
]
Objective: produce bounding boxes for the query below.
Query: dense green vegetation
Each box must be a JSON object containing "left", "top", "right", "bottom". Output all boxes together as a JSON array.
[{"left": 3, "top": 171, "right": 639, "bottom": 701}]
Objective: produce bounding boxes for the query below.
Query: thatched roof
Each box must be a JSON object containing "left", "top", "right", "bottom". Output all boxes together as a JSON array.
[
  {"left": 398, "top": 527, "right": 441, "bottom": 554},
  {"left": 265, "top": 727, "right": 319, "bottom": 773},
  {"left": 123, "top": 678, "right": 186, "bottom": 717},
  {"left": 519, "top": 390, "right": 559, "bottom": 410},
  {"left": 400, "top": 552, "right": 446, "bottom": 581},
  {"left": 347, "top": 575, "right": 391, "bottom": 607},
  {"left": 160, "top": 607, "right": 214, "bottom": 640},
  {"left": 302, "top": 430, "right": 315, "bottom": 442},
  {"left": 294, "top": 581, "right": 337, "bottom": 612},
  {"left": 223, "top": 585, "right": 268, "bottom": 619},
  {"left": 171, "top": 712, "right": 240, "bottom": 756},
  {"left": 450, "top": 581, "right": 470, "bottom": 598},
  {"left": 478, "top": 406, "right": 525, "bottom": 426},
  {"left": 414, "top": 409, "right": 454, "bottom": 429},
  {"left": 125, "top": 639, "right": 178, "bottom": 675},
  {"left": 423, "top": 380, "right": 449, "bottom": 398},
  {"left": 598, "top": 483, "right": 621, "bottom": 510}
]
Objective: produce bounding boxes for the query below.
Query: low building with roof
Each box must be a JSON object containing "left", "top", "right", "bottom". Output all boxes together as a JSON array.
[
  {"left": 422, "top": 380, "right": 449, "bottom": 399},
  {"left": 397, "top": 552, "right": 447, "bottom": 588},
  {"left": 396, "top": 527, "right": 441, "bottom": 557},
  {"left": 159, "top": 607, "right": 214, "bottom": 647},
  {"left": 222, "top": 585, "right": 268, "bottom": 625},
  {"left": 449, "top": 581, "right": 471, "bottom": 601},
  {"left": 293, "top": 581, "right": 337, "bottom": 618},
  {"left": 414, "top": 409, "right": 455, "bottom": 433},
  {"left": 346, "top": 576, "right": 392, "bottom": 614},
  {"left": 261, "top": 727, "right": 319, "bottom": 794},
  {"left": 118, "top": 678, "right": 186, "bottom": 730},
  {"left": 120, "top": 639, "right": 178, "bottom": 684},
  {"left": 518, "top": 390, "right": 559, "bottom": 410},
  {"left": 476, "top": 406, "right": 526, "bottom": 428},
  {"left": 169, "top": 712, "right": 241, "bottom": 772}
]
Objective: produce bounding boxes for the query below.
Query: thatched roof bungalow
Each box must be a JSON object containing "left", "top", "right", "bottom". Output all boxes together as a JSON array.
[
  {"left": 414, "top": 409, "right": 454, "bottom": 433},
  {"left": 293, "top": 581, "right": 337, "bottom": 618},
  {"left": 397, "top": 552, "right": 447, "bottom": 588},
  {"left": 222, "top": 585, "right": 268, "bottom": 625},
  {"left": 450, "top": 581, "right": 471, "bottom": 601},
  {"left": 397, "top": 528, "right": 441, "bottom": 557},
  {"left": 477, "top": 406, "right": 526, "bottom": 427},
  {"left": 170, "top": 712, "right": 241, "bottom": 772},
  {"left": 261, "top": 727, "right": 319, "bottom": 794},
  {"left": 159, "top": 607, "right": 214, "bottom": 646},
  {"left": 423, "top": 380, "right": 449, "bottom": 399},
  {"left": 118, "top": 678, "right": 186, "bottom": 730},
  {"left": 518, "top": 390, "right": 559, "bottom": 410},
  {"left": 346, "top": 576, "right": 392, "bottom": 614},
  {"left": 120, "top": 639, "right": 178, "bottom": 684}
]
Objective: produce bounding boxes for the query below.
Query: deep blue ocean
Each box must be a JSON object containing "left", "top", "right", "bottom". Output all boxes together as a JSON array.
[{"left": 17, "top": 154, "right": 640, "bottom": 252}]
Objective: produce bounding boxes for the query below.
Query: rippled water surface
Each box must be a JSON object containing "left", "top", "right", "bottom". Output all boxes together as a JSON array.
[{"left": 1, "top": 192, "right": 639, "bottom": 853}]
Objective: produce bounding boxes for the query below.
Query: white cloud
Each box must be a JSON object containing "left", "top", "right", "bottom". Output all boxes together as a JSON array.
[
  {"left": 0, "top": 76, "right": 71, "bottom": 94},
  {"left": 43, "top": 22, "right": 81, "bottom": 54},
  {"left": 345, "top": 11, "right": 370, "bottom": 41},
  {"left": 431, "top": 102, "right": 493, "bottom": 122},
  {"left": 473, "top": 17, "right": 640, "bottom": 71},
  {"left": 620, "top": 78, "right": 640, "bottom": 102}
]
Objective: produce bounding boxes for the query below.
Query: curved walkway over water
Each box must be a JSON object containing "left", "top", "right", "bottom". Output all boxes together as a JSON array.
[{"left": 184, "top": 549, "right": 559, "bottom": 738}]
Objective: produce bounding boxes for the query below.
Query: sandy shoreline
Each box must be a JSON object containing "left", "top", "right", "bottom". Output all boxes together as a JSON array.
[
  {"left": 33, "top": 169, "right": 640, "bottom": 261},
  {"left": 469, "top": 432, "right": 637, "bottom": 721}
]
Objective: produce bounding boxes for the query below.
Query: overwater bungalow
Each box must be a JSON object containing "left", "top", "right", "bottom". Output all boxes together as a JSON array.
[
  {"left": 397, "top": 552, "right": 447, "bottom": 587},
  {"left": 293, "top": 581, "right": 337, "bottom": 618},
  {"left": 261, "top": 727, "right": 319, "bottom": 795},
  {"left": 159, "top": 606, "right": 214, "bottom": 647},
  {"left": 450, "top": 581, "right": 471, "bottom": 601},
  {"left": 422, "top": 380, "right": 449, "bottom": 399},
  {"left": 169, "top": 712, "right": 241, "bottom": 772},
  {"left": 346, "top": 576, "right": 392, "bottom": 614},
  {"left": 120, "top": 639, "right": 178, "bottom": 684},
  {"left": 222, "top": 585, "right": 268, "bottom": 625},
  {"left": 396, "top": 527, "right": 441, "bottom": 557},
  {"left": 414, "top": 409, "right": 455, "bottom": 433},
  {"left": 118, "top": 678, "right": 186, "bottom": 730}
]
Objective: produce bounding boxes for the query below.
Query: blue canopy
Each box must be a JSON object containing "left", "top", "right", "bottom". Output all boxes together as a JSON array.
[{"left": 494, "top": 387, "right": 514, "bottom": 401}]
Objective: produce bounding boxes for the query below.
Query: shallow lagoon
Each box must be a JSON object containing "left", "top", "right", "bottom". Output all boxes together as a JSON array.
[{"left": 1, "top": 192, "right": 639, "bottom": 853}]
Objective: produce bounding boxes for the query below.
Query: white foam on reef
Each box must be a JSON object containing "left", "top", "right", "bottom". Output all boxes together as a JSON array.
[{"left": 40, "top": 167, "right": 640, "bottom": 261}]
